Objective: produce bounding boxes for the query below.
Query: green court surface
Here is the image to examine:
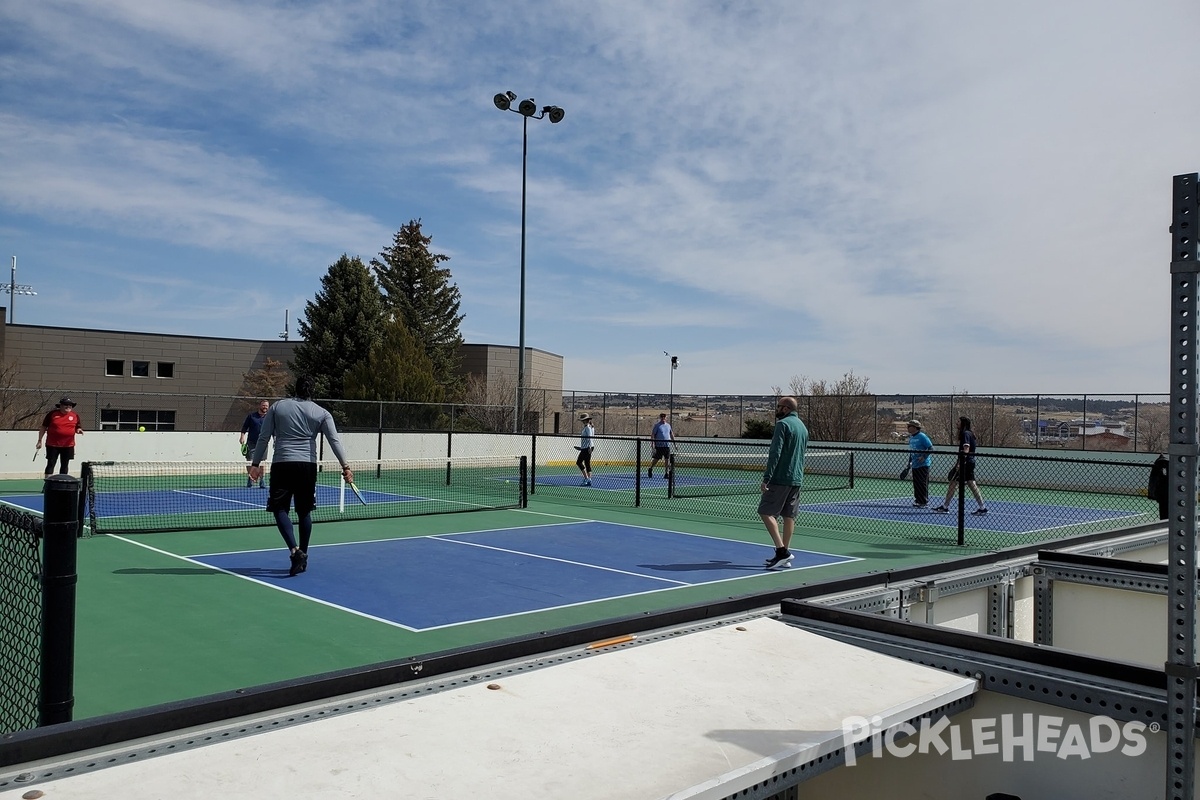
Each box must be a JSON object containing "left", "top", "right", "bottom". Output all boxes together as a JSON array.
[{"left": 6, "top": 471, "right": 1155, "bottom": 722}]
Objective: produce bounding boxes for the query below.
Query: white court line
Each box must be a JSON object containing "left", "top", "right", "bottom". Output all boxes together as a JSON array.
[
  {"left": 429, "top": 535, "right": 692, "bottom": 587},
  {"left": 108, "top": 534, "right": 425, "bottom": 632}
]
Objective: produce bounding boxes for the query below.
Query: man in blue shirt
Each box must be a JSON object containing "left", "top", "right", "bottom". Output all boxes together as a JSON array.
[
  {"left": 240, "top": 400, "right": 270, "bottom": 487},
  {"left": 759, "top": 396, "right": 809, "bottom": 570},
  {"left": 648, "top": 413, "right": 675, "bottom": 479},
  {"left": 906, "top": 420, "right": 934, "bottom": 508}
]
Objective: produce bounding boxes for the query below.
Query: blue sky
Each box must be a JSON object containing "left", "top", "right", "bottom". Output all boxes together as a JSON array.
[{"left": 1, "top": 1, "right": 1196, "bottom": 396}]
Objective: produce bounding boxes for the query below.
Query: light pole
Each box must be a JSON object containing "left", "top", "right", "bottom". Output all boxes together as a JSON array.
[
  {"left": 493, "top": 90, "right": 565, "bottom": 432},
  {"left": 0, "top": 256, "right": 37, "bottom": 323},
  {"left": 664, "top": 351, "right": 678, "bottom": 419}
]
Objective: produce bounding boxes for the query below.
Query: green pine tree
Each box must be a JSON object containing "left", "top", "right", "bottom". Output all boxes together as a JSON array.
[
  {"left": 289, "top": 255, "right": 387, "bottom": 399},
  {"left": 343, "top": 318, "right": 446, "bottom": 429},
  {"left": 371, "top": 220, "right": 465, "bottom": 395}
]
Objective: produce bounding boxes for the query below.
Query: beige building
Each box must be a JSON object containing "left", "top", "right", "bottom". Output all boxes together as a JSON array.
[{"left": 5, "top": 317, "right": 563, "bottom": 433}]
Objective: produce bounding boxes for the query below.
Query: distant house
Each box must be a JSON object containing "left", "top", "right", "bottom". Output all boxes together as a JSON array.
[{"left": 1084, "top": 430, "right": 1134, "bottom": 450}]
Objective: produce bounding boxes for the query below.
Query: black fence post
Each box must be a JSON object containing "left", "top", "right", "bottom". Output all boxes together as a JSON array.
[{"left": 40, "top": 475, "right": 79, "bottom": 726}]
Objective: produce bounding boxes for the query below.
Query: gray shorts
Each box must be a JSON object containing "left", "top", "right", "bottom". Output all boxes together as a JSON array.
[{"left": 757, "top": 484, "right": 800, "bottom": 518}]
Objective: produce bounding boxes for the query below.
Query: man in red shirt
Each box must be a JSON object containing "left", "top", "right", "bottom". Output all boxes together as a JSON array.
[{"left": 36, "top": 397, "right": 84, "bottom": 477}]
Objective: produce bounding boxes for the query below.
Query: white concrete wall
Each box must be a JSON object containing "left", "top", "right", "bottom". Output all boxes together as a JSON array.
[{"left": 8, "top": 431, "right": 534, "bottom": 479}]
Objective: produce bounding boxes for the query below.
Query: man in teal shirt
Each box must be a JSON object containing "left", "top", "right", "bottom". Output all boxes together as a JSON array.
[{"left": 759, "top": 396, "right": 809, "bottom": 570}]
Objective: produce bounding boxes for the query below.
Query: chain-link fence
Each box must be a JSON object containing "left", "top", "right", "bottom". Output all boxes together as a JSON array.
[
  {"left": 3, "top": 388, "right": 1171, "bottom": 453},
  {"left": 561, "top": 391, "right": 1171, "bottom": 453},
  {"left": 526, "top": 434, "right": 1159, "bottom": 551},
  {"left": 0, "top": 505, "right": 43, "bottom": 734}
]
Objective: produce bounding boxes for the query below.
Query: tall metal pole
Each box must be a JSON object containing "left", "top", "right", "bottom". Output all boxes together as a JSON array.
[
  {"left": 1166, "top": 172, "right": 1199, "bottom": 800},
  {"left": 3, "top": 255, "right": 37, "bottom": 323},
  {"left": 665, "top": 353, "right": 678, "bottom": 419},
  {"left": 493, "top": 92, "right": 564, "bottom": 433},
  {"left": 516, "top": 113, "right": 529, "bottom": 433}
]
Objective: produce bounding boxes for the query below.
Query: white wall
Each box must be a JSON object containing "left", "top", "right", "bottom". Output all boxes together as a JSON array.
[{"left": 9, "top": 431, "right": 536, "bottom": 479}]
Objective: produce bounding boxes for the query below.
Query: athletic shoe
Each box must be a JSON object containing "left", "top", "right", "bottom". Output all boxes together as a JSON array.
[
  {"left": 932, "top": 506, "right": 948, "bottom": 513},
  {"left": 972, "top": 508, "right": 988, "bottom": 515},
  {"left": 584, "top": 479, "right": 591, "bottom": 486},
  {"left": 246, "top": 478, "right": 253, "bottom": 488},
  {"left": 912, "top": 501, "right": 927, "bottom": 508},
  {"left": 647, "top": 469, "right": 653, "bottom": 478},
  {"left": 764, "top": 549, "right": 794, "bottom": 570},
  {"left": 258, "top": 481, "right": 265, "bottom": 488},
  {"left": 288, "top": 550, "right": 308, "bottom": 577}
]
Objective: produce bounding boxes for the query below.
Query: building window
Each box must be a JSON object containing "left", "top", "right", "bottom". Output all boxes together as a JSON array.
[
  {"left": 100, "top": 409, "right": 176, "bottom": 432},
  {"left": 106, "top": 359, "right": 124, "bottom": 377},
  {"left": 131, "top": 361, "right": 150, "bottom": 378},
  {"left": 157, "top": 362, "right": 175, "bottom": 379}
]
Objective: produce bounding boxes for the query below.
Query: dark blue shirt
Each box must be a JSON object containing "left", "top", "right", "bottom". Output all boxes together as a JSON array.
[
  {"left": 241, "top": 411, "right": 266, "bottom": 445},
  {"left": 960, "top": 429, "right": 978, "bottom": 464}
]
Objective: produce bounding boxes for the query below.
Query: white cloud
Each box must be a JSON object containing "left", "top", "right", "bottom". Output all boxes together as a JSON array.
[{"left": 0, "top": 0, "right": 1195, "bottom": 392}]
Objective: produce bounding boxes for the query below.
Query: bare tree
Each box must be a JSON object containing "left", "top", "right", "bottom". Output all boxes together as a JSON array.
[
  {"left": 1134, "top": 403, "right": 1169, "bottom": 453},
  {"left": 237, "top": 358, "right": 291, "bottom": 412},
  {"left": 0, "top": 360, "right": 56, "bottom": 429},
  {"left": 460, "top": 373, "right": 516, "bottom": 432},
  {"left": 785, "top": 371, "right": 875, "bottom": 442}
]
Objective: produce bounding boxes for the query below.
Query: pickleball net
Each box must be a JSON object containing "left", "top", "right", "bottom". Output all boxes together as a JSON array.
[
  {"left": 670, "top": 446, "right": 854, "bottom": 497},
  {"left": 81, "top": 455, "right": 528, "bottom": 535}
]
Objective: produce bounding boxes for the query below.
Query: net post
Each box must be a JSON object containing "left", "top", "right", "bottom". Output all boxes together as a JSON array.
[
  {"left": 519, "top": 456, "right": 528, "bottom": 508},
  {"left": 956, "top": 449, "right": 966, "bottom": 547},
  {"left": 78, "top": 462, "right": 97, "bottom": 538},
  {"left": 635, "top": 437, "right": 643, "bottom": 507},
  {"left": 40, "top": 474, "right": 79, "bottom": 726},
  {"left": 529, "top": 434, "right": 538, "bottom": 495}
]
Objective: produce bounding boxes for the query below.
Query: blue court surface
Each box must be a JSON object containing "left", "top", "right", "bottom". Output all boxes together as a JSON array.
[
  {"left": 187, "top": 521, "right": 859, "bottom": 631},
  {"left": 800, "top": 497, "right": 1142, "bottom": 535}
]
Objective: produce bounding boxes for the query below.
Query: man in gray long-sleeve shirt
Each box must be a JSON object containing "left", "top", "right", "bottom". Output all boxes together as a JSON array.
[{"left": 250, "top": 375, "right": 354, "bottom": 577}]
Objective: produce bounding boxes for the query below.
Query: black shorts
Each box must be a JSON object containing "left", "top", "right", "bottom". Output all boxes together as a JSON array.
[
  {"left": 266, "top": 462, "right": 318, "bottom": 516},
  {"left": 948, "top": 462, "right": 977, "bottom": 483},
  {"left": 653, "top": 446, "right": 671, "bottom": 459},
  {"left": 45, "top": 445, "right": 75, "bottom": 463}
]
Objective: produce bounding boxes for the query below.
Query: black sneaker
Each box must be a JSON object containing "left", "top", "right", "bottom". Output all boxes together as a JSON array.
[
  {"left": 972, "top": 508, "right": 988, "bottom": 516},
  {"left": 913, "top": 501, "right": 927, "bottom": 508},
  {"left": 647, "top": 469, "right": 653, "bottom": 478},
  {"left": 764, "top": 549, "right": 794, "bottom": 570},
  {"left": 933, "top": 506, "right": 949, "bottom": 513},
  {"left": 289, "top": 550, "right": 308, "bottom": 576}
]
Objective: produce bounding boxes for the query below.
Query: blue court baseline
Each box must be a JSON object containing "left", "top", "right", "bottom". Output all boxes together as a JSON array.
[{"left": 191, "top": 521, "right": 858, "bottom": 630}]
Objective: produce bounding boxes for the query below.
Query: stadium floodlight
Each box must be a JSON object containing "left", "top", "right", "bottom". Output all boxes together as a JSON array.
[
  {"left": 665, "top": 352, "right": 679, "bottom": 418},
  {"left": 493, "top": 90, "right": 566, "bottom": 433},
  {"left": 1, "top": 256, "right": 37, "bottom": 323}
]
